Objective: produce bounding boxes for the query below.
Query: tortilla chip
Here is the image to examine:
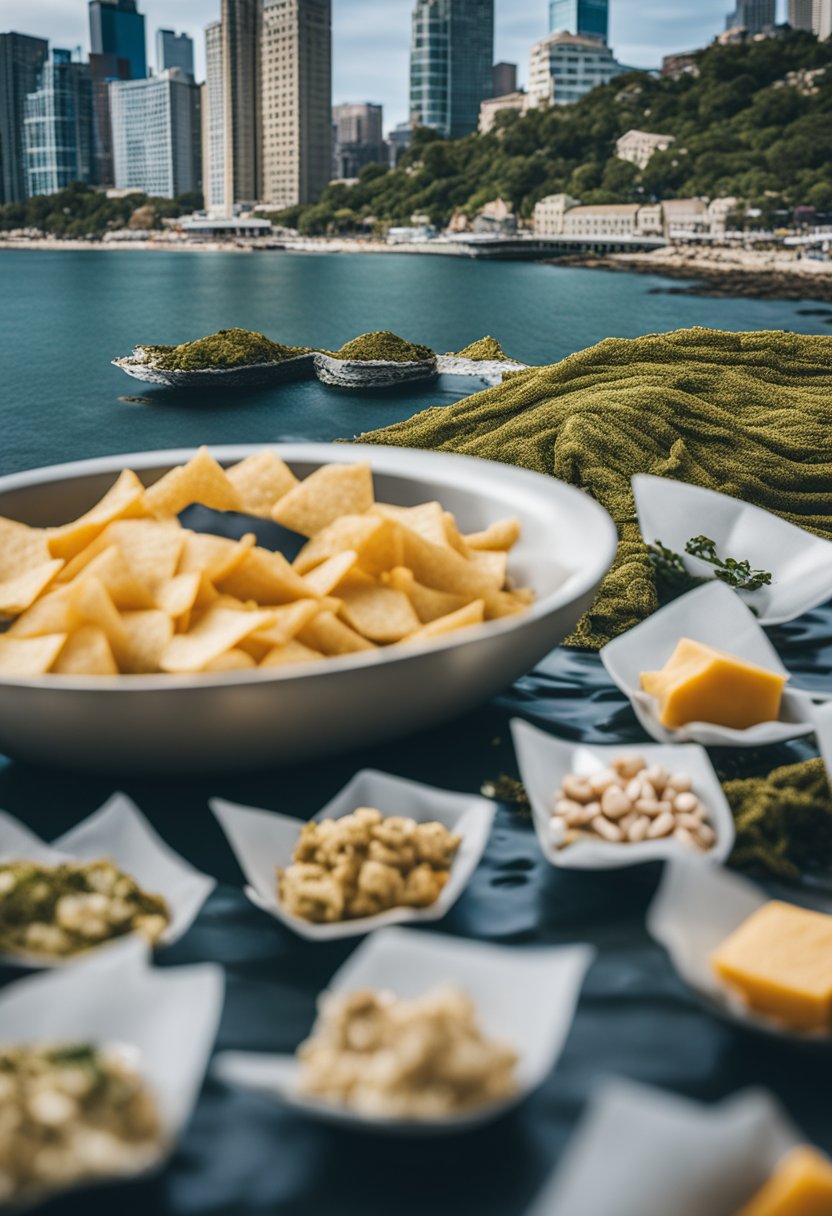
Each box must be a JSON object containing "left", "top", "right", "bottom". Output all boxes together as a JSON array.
[
  {"left": 226, "top": 451, "right": 298, "bottom": 517},
  {"left": 338, "top": 585, "right": 421, "bottom": 643},
  {"left": 6, "top": 587, "right": 73, "bottom": 637},
  {"left": 52, "top": 625, "right": 118, "bottom": 676},
  {"left": 384, "top": 567, "right": 470, "bottom": 624},
  {"left": 469, "top": 548, "right": 508, "bottom": 587},
  {"left": 0, "top": 633, "right": 67, "bottom": 676},
  {"left": 0, "top": 560, "right": 64, "bottom": 616},
  {"left": 298, "top": 611, "right": 376, "bottom": 656},
  {"left": 178, "top": 531, "right": 255, "bottom": 581},
  {"left": 0, "top": 517, "right": 53, "bottom": 580},
  {"left": 483, "top": 589, "right": 531, "bottom": 619},
  {"left": 159, "top": 605, "right": 274, "bottom": 673},
  {"left": 119, "top": 610, "right": 176, "bottom": 673},
  {"left": 245, "top": 600, "right": 322, "bottom": 650},
  {"left": 406, "top": 599, "right": 485, "bottom": 642},
  {"left": 47, "top": 469, "right": 147, "bottom": 561},
  {"left": 372, "top": 502, "right": 451, "bottom": 548},
  {"left": 399, "top": 527, "right": 502, "bottom": 598},
  {"left": 464, "top": 517, "right": 521, "bottom": 552},
  {"left": 73, "top": 546, "right": 155, "bottom": 611},
  {"left": 203, "top": 647, "right": 257, "bottom": 672},
  {"left": 154, "top": 571, "right": 201, "bottom": 620},
  {"left": 301, "top": 551, "right": 359, "bottom": 597},
  {"left": 260, "top": 639, "right": 325, "bottom": 667},
  {"left": 218, "top": 546, "right": 314, "bottom": 605},
  {"left": 143, "top": 447, "right": 242, "bottom": 518},
  {"left": 271, "top": 462, "right": 374, "bottom": 537}
]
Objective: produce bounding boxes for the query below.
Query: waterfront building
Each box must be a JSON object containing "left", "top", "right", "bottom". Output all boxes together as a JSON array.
[
  {"left": 156, "top": 29, "right": 194, "bottom": 79},
  {"left": 725, "top": 0, "right": 776, "bottom": 34},
  {"left": 110, "top": 68, "right": 201, "bottom": 198},
  {"left": 478, "top": 91, "right": 528, "bottom": 133},
  {"left": 387, "top": 120, "right": 412, "bottom": 166},
  {"left": 492, "top": 61, "right": 517, "bottom": 95},
  {"left": 24, "top": 49, "right": 94, "bottom": 198},
  {"left": 89, "top": 52, "right": 131, "bottom": 185},
  {"left": 410, "top": 0, "right": 494, "bottom": 138},
  {"left": 89, "top": 0, "right": 147, "bottom": 81},
  {"left": 333, "top": 102, "right": 384, "bottom": 180},
  {"left": 533, "top": 193, "right": 737, "bottom": 239},
  {"left": 549, "top": 0, "right": 609, "bottom": 43},
  {"left": 260, "top": 0, "right": 332, "bottom": 208},
  {"left": 203, "top": 21, "right": 226, "bottom": 212},
  {"left": 0, "top": 31, "right": 48, "bottom": 203},
  {"left": 616, "top": 129, "right": 676, "bottom": 170},
  {"left": 528, "top": 31, "right": 627, "bottom": 107},
  {"left": 788, "top": 0, "right": 814, "bottom": 28}
]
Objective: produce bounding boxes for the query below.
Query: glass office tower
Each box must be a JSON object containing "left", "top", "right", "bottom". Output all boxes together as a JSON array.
[
  {"left": 549, "top": 0, "right": 609, "bottom": 43},
  {"left": 0, "top": 32, "right": 48, "bottom": 202},
  {"left": 156, "top": 29, "right": 194, "bottom": 79},
  {"left": 410, "top": 0, "right": 494, "bottom": 139},
  {"left": 24, "top": 49, "right": 94, "bottom": 196},
  {"left": 89, "top": 0, "right": 147, "bottom": 81}
]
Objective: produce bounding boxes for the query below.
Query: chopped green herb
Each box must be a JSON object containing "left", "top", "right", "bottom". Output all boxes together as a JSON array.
[
  {"left": 481, "top": 774, "right": 531, "bottom": 817},
  {"left": 724, "top": 757, "right": 832, "bottom": 880},
  {"left": 648, "top": 539, "right": 704, "bottom": 591},
  {"left": 685, "top": 535, "right": 773, "bottom": 591}
]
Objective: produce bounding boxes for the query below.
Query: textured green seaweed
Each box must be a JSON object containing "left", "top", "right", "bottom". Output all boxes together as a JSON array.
[{"left": 140, "top": 328, "right": 310, "bottom": 371}]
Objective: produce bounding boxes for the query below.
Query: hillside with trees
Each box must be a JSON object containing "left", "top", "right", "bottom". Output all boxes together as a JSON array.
[
  {"left": 278, "top": 31, "right": 832, "bottom": 235},
  {"left": 0, "top": 185, "right": 203, "bottom": 237}
]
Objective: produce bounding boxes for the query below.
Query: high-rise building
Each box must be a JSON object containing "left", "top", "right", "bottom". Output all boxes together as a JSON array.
[
  {"left": 410, "top": 0, "right": 494, "bottom": 138},
  {"left": 24, "top": 49, "right": 94, "bottom": 197},
  {"left": 789, "top": 0, "right": 814, "bottom": 27},
  {"left": 387, "top": 120, "right": 412, "bottom": 166},
  {"left": 814, "top": 0, "right": 832, "bottom": 37},
  {"left": 110, "top": 69, "right": 201, "bottom": 198},
  {"left": 89, "top": 0, "right": 147, "bottom": 80},
  {"left": 549, "top": 0, "right": 609, "bottom": 44},
  {"left": 203, "top": 21, "right": 226, "bottom": 210},
  {"left": 333, "top": 102, "right": 384, "bottom": 179},
  {"left": 260, "top": 0, "right": 332, "bottom": 208},
  {"left": 528, "top": 31, "right": 627, "bottom": 106},
  {"left": 221, "top": 0, "right": 260, "bottom": 208},
  {"left": 156, "top": 29, "right": 194, "bottom": 78},
  {"left": 725, "top": 0, "right": 776, "bottom": 32},
  {"left": 0, "top": 32, "right": 48, "bottom": 203},
  {"left": 89, "top": 51, "right": 131, "bottom": 185},
  {"left": 492, "top": 61, "right": 517, "bottom": 95}
]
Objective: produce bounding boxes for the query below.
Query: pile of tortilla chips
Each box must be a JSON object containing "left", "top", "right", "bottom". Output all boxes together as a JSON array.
[{"left": 0, "top": 448, "right": 532, "bottom": 677}]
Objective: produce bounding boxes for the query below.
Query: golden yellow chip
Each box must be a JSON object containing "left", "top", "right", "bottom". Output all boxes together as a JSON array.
[
  {"left": 469, "top": 548, "right": 508, "bottom": 587},
  {"left": 47, "top": 469, "right": 147, "bottom": 561},
  {"left": 338, "top": 585, "right": 421, "bottom": 643},
  {"left": 384, "top": 567, "right": 470, "bottom": 624},
  {"left": 271, "top": 462, "right": 374, "bottom": 537},
  {"left": 69, "top": 576, "right": 128, "bottom": 660},
  {"left": 483, "top": 590, "right": 529, "bottom": 619},
  {"left": 245, "top": 600, "right": 323, "bottom": 650},
  {"left": 203, "top": 648, "right": 257, "bottom": 672},
  {"left": 464, "top": 517, "right": 521, "bottom": 552},
  {"left": 399, "top": 527, "right": 502, "bottom": 599},
  {"left": 442, "top": 511, "right": 471, "bottom": 555},
  {"left": 178, "top": 531, "right": 255, "bottom": 581},
  {"left": 73, "top": 547, "right": 155, "bottom": 611},
  {"left": 52, "top": 625, "right": 118, "bottom": 676},
  {"left": 143, "top": 447, "right": 242, "bottom": 518},
  {"left": 6, "top": 587, "right": 73, "bottom": 637},
  {"left": 301, "top": 550, "right": 358, "bottom": 597},
  {"left": 159, "top": 605, "right": 274, "bottom": 673},
  {"left": 0, "top": 632, "right": 67, "bottom": 676},
  {"left": 298, "top": 610, "right": 376, "bottom": 656},
  {"left": 154, "top": 571, "right": 201, "bottom": 619},
  {"left": 219, "top": 546, "right": 314, "bottom": 605},
  {"left": 406, "top": 599, "right": 485, "bottom": 642},
  {"left": 0, "top": 559, "right": 64, "bottom": 616},
  {"left": 260, "top": 639, "right": 325, "bottom": 667},
  {"left": 226, "top": 451, "right": 298, "bottom": 517},
  {"left": 119, "top": 610, "right": 176, "bottom": 673},
  {"left": 0, "top": 517, "right": 53, "bottom": 580},
  {"left": 372, "top": 502, "right": 451, "bottom": 548}
]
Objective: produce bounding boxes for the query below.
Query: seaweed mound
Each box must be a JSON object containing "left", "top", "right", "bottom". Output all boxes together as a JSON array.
[
  {"left": 451, "top": 336, "right": 510, "bottom": 361},
  {"left": 331, "top": 331, "right": 435, "bottom": 364},
  {"left": 138, "top": 328, "right": 309, "bottom": 371}
]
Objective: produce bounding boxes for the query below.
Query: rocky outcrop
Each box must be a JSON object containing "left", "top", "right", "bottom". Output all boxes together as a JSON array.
[
  {"left": 313, "top": 352, "right": 438, "bottom": 389},
  {"left": 112, "top": 352, "right": 317, "bottom": 389}
]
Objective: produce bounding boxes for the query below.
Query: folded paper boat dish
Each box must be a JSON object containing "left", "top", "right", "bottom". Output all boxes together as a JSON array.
[
  {"left": 314, "top": 352, "right": 438, "bottom": 389},
  {"left": 357, "top": 327, "right": 832, "bottom": 648}
]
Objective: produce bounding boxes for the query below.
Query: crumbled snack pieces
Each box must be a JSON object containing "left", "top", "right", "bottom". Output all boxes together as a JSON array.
[
  {"left": 550, "top": 754, "right": 716, "bottom": 851},
  {"left": 296, "top": 987, "right": 518, "bottom": 1118},
  {"left": 0, "top": 449, "right": 531, "bottom": 676},
  {"left": 0, "top": 1043, "right": 164, "bottom": 1206},
  {"left": 0, "top": 859, "right": 170, "bottom": 958},
  {"left": 278, "top": 807, "right": 461, "bottom": 923}
]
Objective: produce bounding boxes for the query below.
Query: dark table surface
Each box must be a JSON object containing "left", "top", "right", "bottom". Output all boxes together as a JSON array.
[{"left": 1, "top": 455, "right": 831, "bottom": 1215}]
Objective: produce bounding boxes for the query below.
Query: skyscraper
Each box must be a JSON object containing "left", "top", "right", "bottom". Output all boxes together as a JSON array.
[
  {"left": 221, "top": 0, "right": 260, "bottom": 208},
  {"left": 528, "top": 31, "right": 626, "bottom": 106},
  {"left": 0, "top": 31, "right": 48, "bottom": 203},
  {"left": 549, "top": 0, "right": 609, "bottom": 44},
  {"left": 260, "top": 0, "right": 332, "bottom": 207},
  {"left": 725, "top": 0, "right": 776, "bottom": 32},
  {"left": 492, "top": 62, "right": 518, "bottom": 95},
  {"left": 203, "top": 21, "right": 226, "bottom": 210},
  {"left": 89, "top": 51, "right": 131, "bottom": 185},
  {"left": 333, "top": 103, "right": 384, "bottom": 179},
  {"left": 410, "top": 0, "right": 494, "bottom": 139},
  {"left": 24, "top": 49, "right": 94, "bottom": 197},
  {"left": 110, "top": 68, "right": 201, "bottom": 197},
  {"left": 788, "top": 0, "right": 814, "bottom": 27},
  {"left": 89, "top": 0, "right": 147, "bottom": 80},
  {"left": 814, "top": 0, "right": 832, "bottom": 37},
  {"left": 156, "top": 29, "right": 194, "bottom": 79}
]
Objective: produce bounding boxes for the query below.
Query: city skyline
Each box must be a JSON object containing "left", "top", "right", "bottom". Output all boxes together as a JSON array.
[{"left": 3, "top": 0, "right": 792, "bottom": 130}]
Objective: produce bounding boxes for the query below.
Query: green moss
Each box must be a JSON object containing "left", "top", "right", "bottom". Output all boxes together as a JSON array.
[
  {"left": 451, "top": 336, "right": 511, "bottom": 362},
  {"left": 724, "top": 757, "right": 832, "bottom": 880},
  {"left": 330, "top": 330, "right": 435, "bottom": 364},
  {"left": 138, "top": 328, "right": 310, "bottom": 371}
]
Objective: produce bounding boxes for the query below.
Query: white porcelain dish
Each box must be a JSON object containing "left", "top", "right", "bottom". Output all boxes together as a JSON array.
[
  {"left": 647, "top": 855, "right": 832, "bottom": 1048},
  {"left": 526, "top": 1079, "right": 800, "bottom": 1216},
  {"left": 210, "top": 769, "right": 494, "bottom": 940},
  {"left": 0, "top": 939, "right": 224, "bottom": 1207},
  {"left": 600, "top": 581, "right": 817, "bottom": 746},
  {"left": 633, "top": 473, "right": 832, "bottom": 626},
  {"left": 212, "top": 926, "right": 594, "bottom": 1136},
  {"left": 0, "top": 443, "right": 617, "bottom": 774},
  {"left": 510, "top": 718, "right": 735, "bottom": 870},
  {"left": 0, "top": 792, "right": 215, "bottom": 967}
]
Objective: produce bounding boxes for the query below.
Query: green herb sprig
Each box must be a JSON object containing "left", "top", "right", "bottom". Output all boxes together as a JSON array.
[{"left": 648, "top": 536, "right": 772, "bottom": 594}]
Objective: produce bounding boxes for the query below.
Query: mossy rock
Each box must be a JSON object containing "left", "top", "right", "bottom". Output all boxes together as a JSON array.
[
  {"left": 450, "top": 336, "right": 510, "bottom": 362},
  {"left": 137, "top": 327, "right": 311, "bottom": 371},
  {"left": 328, "top": 331, "right": 435, "bottom": 364}
]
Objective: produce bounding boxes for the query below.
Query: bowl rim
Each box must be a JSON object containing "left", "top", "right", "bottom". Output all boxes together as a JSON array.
[{"left": 0, "top": 442, "right": 618, "bottom": 692}]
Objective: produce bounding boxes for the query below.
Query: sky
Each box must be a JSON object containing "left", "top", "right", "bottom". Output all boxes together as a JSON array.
[{"left": 5, "top": 0, "right": 789, "bottom": 131}]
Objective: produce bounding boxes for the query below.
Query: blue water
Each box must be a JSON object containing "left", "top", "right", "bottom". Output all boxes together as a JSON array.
[{"left": 1, "top": 248, "right": 828, "bottom": 477}]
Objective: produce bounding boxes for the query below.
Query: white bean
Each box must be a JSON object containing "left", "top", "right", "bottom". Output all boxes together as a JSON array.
[
  {"left": 566, "top": 802, "right": 599, "bottom": 827},
  {"left": 647, "top": 811, "right": 675, "bottom": 839},
  {"left": 591, "top": 815, "right": 624, "bottom": 842},
  {"left": 673, "top": 791, "right": 699, "bottom": 814},
  {"left": 628, "top": 815, "right": 651, "bottom": 842},
  {"left": 644, "top": 765, "right": 669, "bottom": 794},
  {"left": 589, "top": 769, "right": 618, "bottom": 796},
  {"left": 673, "top": 826, "right": 700, "bottom": 850},
  {"left": 562, "top": 775, "right": 595, "bottom": 804},
  {"left": 611, "top": 754, "right": 645, "bottom": 779},
  {"left": 635, "top": 797, "right": 662, "bottom": 816},
  {"left": 667, "top": 773, "right": 693, "bottom": 793},
  {"left": 677, "top": 811, "right": 705, "bottom": 832},
  {"left": 601, "top": 787, "right": 632, "bottom": 820},
  {"left": 697, "top": 823, "right": 716, "bottom": 849}
]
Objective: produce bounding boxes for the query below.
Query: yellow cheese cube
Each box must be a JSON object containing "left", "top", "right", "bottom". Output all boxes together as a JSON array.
[
  {"left": 711, "top": 901, "right": 832, "bottom": 1032},
  {"left": 640, "top": 637, "right": 785, "bottom": 730},
  {"left": 737, "top": 1146, "right": 832, "bottom": 1216}
]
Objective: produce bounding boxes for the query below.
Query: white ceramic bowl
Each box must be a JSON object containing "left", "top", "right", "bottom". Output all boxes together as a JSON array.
[{"left": 0, "top": 443, "right": 617, "bottom": 774}]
